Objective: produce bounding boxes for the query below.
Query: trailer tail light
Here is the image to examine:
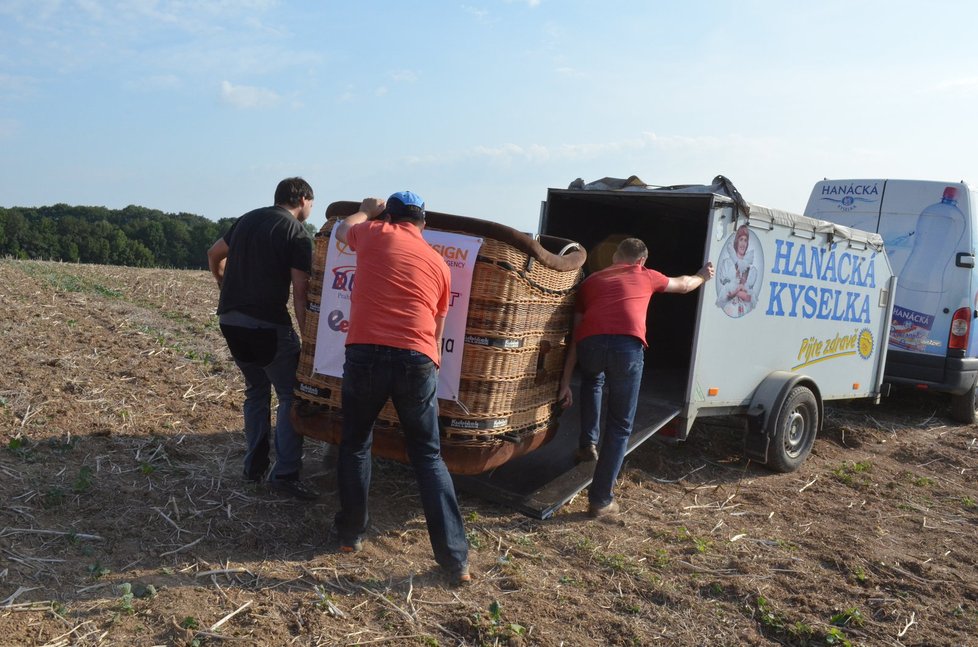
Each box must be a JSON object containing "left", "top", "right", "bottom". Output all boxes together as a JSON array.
[{"left": 948, "top": 307, "right": 972, "bottom": 351}]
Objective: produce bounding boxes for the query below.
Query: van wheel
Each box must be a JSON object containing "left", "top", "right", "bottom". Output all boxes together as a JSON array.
[
  {"left": 949, "top": 379, "right": 978, "bottom": 424},
  {"left": 766, "top": 386, "right": 819, "bottom": 473}
]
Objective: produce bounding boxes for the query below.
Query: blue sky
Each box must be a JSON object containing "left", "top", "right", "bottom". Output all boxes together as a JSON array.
[{"left": 2, "top": 0, "right": 977, "bottom": 233}]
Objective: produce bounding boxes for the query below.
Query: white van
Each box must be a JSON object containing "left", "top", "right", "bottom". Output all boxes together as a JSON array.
[{"left": 804, "top": 179, "right": 978, "bottom": 422}]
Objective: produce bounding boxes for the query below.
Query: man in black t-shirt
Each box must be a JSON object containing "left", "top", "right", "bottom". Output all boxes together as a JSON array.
[{"left": 207, "top": 177, "right": 317, "bottom": 500}]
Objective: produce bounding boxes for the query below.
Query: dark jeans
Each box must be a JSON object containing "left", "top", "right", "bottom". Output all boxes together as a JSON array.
[
  {"left": 335, "top": 344, "right": 468, "bottom": 571},
  {"left": 220, "top": 312, "right": 303, "bottom": 481},
  {"left": 577, "top": 334, "right": 645, "bottom": 507}
]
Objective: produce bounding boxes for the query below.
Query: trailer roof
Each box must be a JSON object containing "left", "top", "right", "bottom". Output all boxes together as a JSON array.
[
  {"left": 559, "top": 175, "right": 885, "bottom": 252},
  {"left": 746, "top": 204, "right": 885, "bottom": 252}
]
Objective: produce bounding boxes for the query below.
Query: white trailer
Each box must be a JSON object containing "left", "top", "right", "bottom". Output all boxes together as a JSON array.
[{"left": 456, "top": 177, "right": 895, "bottom": 517}]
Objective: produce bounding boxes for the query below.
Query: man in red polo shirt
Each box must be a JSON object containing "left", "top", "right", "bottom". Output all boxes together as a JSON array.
[
  {"left": 558, "top": 237, "right": 713, "bottom": 518},
  {"left": 331, "top": 191, "right": 470, "bottom": 585}
]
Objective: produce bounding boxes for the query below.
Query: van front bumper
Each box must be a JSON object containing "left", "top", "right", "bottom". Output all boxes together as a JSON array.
[{"left": 884, "top": 350, "right": 978, "bottom": 395}]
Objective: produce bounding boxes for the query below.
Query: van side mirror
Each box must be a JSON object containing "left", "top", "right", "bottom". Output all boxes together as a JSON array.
[{"left": 956, "top": 252, "right": 975, "bottom": 268}]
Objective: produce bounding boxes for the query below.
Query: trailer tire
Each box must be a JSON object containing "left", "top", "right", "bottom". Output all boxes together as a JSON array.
[
  {"left": 766, "top": 385, "right": 819, "bottom": 473},
  {"left": 949, "top": 379, "right": 978, "bottom": 425}
]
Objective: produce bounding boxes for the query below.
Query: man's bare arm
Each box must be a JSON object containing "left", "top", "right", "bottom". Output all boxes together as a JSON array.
[
  {"left": 557, "top": 312, "right": 583, "bottom": 408},
  {"left": 291, "top": 268, "right": 310, "bottom": 335},
  {"left": 207, "top": 238, "right": 229, "bottom": 287},
  {"left": 664, "top": 262, "right": 715, "bottom": 294},
  {"left": 334, "top": 198, "right": 386, "bottom": 244},
  {"left": 434, "top": 315, "right": 446, "bottom": 362}
]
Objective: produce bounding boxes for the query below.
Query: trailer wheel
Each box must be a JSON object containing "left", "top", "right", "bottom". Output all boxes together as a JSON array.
[
  {"left": 949, "top": 379, "right": 978, "bottom": 425},
  {"left": 766, "top": 386, "right": 819, "bottom": 473}
]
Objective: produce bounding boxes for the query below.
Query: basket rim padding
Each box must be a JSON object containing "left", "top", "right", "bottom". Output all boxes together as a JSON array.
[{"left": 323, "top": 200, "right": 586, "bottom": 273}]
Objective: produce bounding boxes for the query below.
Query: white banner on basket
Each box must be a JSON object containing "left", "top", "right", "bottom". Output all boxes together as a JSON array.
[{"left": 312, "top": 228, "right": 483, "bottom": 401}]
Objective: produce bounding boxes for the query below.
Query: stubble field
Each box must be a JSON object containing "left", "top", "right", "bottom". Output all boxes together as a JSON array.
[{"left": 1, "top": 258, "right": 977, "bottom": 646}]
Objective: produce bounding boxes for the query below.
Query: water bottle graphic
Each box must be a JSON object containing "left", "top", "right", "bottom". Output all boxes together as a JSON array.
[{"left": 891, "top": 187, "right": 966, "bottom": 351}]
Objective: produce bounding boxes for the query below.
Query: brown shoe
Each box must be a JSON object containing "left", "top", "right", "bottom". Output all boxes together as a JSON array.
[
  {"left": 446, "top": 564, "right": 472, "bottom": 587},
  {"left": 339, "top": 538, "right": 363, "bottom": 554},
  {"left": 574, "top": 444, "right": 598, "bottom": 463},
  {"left": 588, "top": 500, "right": 620, "bottom": 518}
]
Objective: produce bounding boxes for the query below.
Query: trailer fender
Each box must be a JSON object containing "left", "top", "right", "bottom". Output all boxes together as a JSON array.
[{"left": 744, "top": 372, "right": 823, "bottom": 467}]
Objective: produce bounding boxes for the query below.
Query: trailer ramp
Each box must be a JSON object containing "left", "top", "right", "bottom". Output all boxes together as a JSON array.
[{"left": 453, "top": 381, "right": 681, "bottom": 519}]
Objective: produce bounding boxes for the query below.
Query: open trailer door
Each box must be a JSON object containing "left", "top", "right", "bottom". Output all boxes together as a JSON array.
[{"left": 454, "top": 184, "right": 714, "bottom": 518}]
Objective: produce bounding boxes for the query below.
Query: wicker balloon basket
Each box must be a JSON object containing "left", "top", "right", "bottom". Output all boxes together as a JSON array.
[{"left": 291, "top": 201, "right": 586, "bottom": 475}]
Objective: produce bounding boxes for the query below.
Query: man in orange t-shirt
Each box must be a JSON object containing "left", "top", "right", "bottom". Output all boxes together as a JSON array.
[
  {"left": 558, "top": 238, "right": 713, "bottom": 518},
  {"left": 331, "top": 191, "right": 469, "bottom": 585}
]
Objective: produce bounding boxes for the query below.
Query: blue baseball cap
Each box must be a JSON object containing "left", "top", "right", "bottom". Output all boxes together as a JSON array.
[{"left": 386, "top": 190, "right": 426, "bottom": 221}]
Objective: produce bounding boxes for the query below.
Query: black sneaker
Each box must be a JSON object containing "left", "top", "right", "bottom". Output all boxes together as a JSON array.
[
  {"left": 243, "top": 461, "right": 269, "bottom": 483},
  {"left": 268, "top": 478, "right": 320, "bottom": 501},
  {"left": 243, "top": 469, "right": 266, "bottom": 483}
]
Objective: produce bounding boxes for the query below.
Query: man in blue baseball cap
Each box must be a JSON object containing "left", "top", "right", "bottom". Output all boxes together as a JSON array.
[
  {"left": 382, "top": 190, "right": 427, "bottom": 221},
  {"left": 331, "top": 191, "right": 471, "bottom": 585}
]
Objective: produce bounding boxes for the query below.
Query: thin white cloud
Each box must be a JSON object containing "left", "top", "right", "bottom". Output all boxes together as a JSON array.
[
  {"left": 76, "top": 0, "right": 106, "bottom": 21},
  {"left": 467, "top": 133, "right": 675, "bottom": 164},
  {"left": 219, "top": 80, "right": 281, "bottom": 109},
  {"left": 390, "top": 70, "right": 419, "bottom": 83},
  {"left": 127, "top": 0, "right": 281, "bottom": 29},
  {"left": 375, "top": 86, "right": 389, "bottom": 97},
  {"left": 0, "top": 0, "right": 61, "bottom": 23},
  {"left": 164, "top": 44, "right": 321, "bottom": 80},
  {"left": 405, "top": 132, "right": 770, "bottom": 168},
  {"left": 3, "top": 0, "right": 306, "bottom": 78},
  {"left": 462, "top": 5, "right": 490, "bottom": 22},
  {"left": 934, "top": 77, "right": 978, "bottom": 92}
]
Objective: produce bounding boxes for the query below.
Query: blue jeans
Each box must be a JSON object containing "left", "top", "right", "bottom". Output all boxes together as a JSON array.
[
  {"left": 335, "top": 344, "right": 468, "bottom": 571},
  {"left": 221, "top": 311, "right": 303, "bottom": 481},
  {"left": 577, "top": 335, "right": 645, "bottom": 507}
]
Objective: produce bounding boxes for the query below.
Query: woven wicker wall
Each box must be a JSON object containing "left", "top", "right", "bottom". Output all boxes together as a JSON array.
[{"left": 291, "top": 205, "right": 585, "bottom": 474}]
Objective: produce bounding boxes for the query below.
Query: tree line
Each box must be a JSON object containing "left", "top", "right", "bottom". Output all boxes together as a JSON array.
[{"left": 0, "top": 204, "right": 313, "bottom": 269}]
